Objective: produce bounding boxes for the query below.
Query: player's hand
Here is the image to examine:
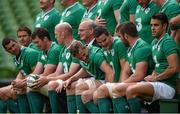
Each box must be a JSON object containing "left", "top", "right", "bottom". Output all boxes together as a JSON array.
[
  {"left": 94, "top": 16, "right": 106, "bottom": 27},
  {"left": 31, "top": 76, "right": 49, "bottom": 89},
  {"left": 64, "top": 78, "right": 73, "bottom": 89},
  {"left": 56, "top": 81, "right": 65, "bottom": 93}
]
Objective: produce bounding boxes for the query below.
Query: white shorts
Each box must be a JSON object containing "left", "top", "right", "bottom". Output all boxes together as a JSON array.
[
  {"left": 105, "top": 82, "right": 114, "bottom": 98},
  {"left": 148, "top": 82, "right": 175, "bottom": 101},
  {"left": 78, "top": 77, "right": 105, "bottom": 90}
]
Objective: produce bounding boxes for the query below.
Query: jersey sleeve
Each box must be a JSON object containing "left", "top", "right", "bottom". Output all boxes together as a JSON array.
[
  {"left": 112, "top": 0, "right": 123, "bottom": 10},
  {"left": 116, "top": 39, "right": 127, "bottom": 60},
  {"left": 134, "top": 47, "right": 152, "bottom": 63},
  {"left": 94, "top": 51, "right": 106, "bottom": 68},
  {"left": 162, "top": 39, "right": 179, "bottom": 57},
  {"left": 128, "top": 0, "right": 138, "bottom": 14}
]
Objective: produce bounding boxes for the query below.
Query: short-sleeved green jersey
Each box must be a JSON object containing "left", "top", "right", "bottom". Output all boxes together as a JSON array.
[
  {"left": 135, "top": 2, "right": 159, "bottom": 44},
  {"left": 82, "top": 3, "right": 98, "bottom": 20},
  {"left": 80, "top": 45, "right": 106, "bottom": 80},
  {"left": 97, "top": 0, "right": 123, "bottom": 35},
  {"left": 38, "top": 42, "right": 63, "bottom": 66},
  {"left": 13, "top": 46, "right": 39, "bottom": 76},
  {"left": 120, "top": 0, "right": 138, "bottom": 24},
  {"left": 28, "top": 43, "right": 41, "bottom": 52},
  {"left": 151, "top": 33, "right": 179, "bottom": 89},
  {"left": 127, "top": 39, "right": 154, "bottom": 75},
  {"left": 59, "top": 46, "right": 79, "bottom": 73},
  {"left": 102, "top": 37, "right": 127, "bottom": 82},
  {"left": 159, "top": 0, "right": 180, "bottom": 33},
  {"left": 35, "top": 8, "right": 61, "bottom": 42},
  {"left": 60, "top": 2, "right": 85, "bottom": 41}
]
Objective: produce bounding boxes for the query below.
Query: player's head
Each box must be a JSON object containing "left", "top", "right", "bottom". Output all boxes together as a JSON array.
[
  {"left": 32, "top": 28, "right": 51, "bottom": 50},
  {"left": 2, "top": 37, "right": 21, "bottom": 56},
  {"left": 78, "top": 19, "right": 96, "bottom": 43},
  {"left": 94, "top": 26, "right": 112, "bottom": 49},
  {"left": 69, "top": 40, "right": 89, "bottom": 63},
  {"left": 151, "top": 13, "right": 168, "bottom": 38},
  {"left": 118, "top": 22, "right": 138, "bottom": 46},
  {"left": 39, "top": 0, "right": 55, "bottom": 11},
  {"left": 55, "top": 22, "right": 72, "bottom": 44},
  {"left": 17, "top": 26, "right": 32, "bottom": 46}
]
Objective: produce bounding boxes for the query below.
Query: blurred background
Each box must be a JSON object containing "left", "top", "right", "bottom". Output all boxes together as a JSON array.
[{"left": 0, "top": 0, "right": 73, "bottom": 81}]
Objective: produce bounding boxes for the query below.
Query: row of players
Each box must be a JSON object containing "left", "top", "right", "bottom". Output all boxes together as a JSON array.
[{"left": 1, "top": 12, "right": 180, "bottom": 113}]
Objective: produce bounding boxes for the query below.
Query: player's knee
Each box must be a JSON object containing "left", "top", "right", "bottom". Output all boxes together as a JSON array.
[
  {"left": 81, "top": 91, "right": 93, "bottom": 103},
  {"left": 126, "top": 85, "right": 138, "bottom": 99},
  {"left": 96, "top": 84, "right": 109, "bottom": 98},
  {"left": 48, "top": 81, "right": 58, "bottom": 90},
  {"left": 75, "top": 82, "right": 88, "bottom": 95}
]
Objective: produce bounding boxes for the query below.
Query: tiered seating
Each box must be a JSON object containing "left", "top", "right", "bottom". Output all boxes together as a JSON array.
[{"left": 9, "top": 0, "right": 34, "bottom": 29}]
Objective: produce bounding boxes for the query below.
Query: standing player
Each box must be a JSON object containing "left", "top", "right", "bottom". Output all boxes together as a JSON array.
[
  {"left": 81, "top": 0, "right": 99, "bottom": 20},
  {"left": 135, "top": 0, "right": 159, "bottom": 44},
  {"left": 95, "top": 0, "right": 123, "bottom": 35},
  {"left": 59, "top": 0, "right": 85, "bottom": 41},
  {"left": 35, "top": 0, "right": 61, "bottom": 42},
  {"left": 119, "top": 0, "right": 138, "bottom": 24}
]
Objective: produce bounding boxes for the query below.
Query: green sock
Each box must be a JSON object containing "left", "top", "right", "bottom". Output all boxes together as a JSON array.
[
  {"left": 6, "top": 99, "right": 19, "bottom": 113},
  {"left": 0, "top": 100, "right": 7, "bottom": 113},
  {"left": 112, "top": 97, "right": 129, "bottom": 113},
  {"left": 85, "top": 100, "right": 99, "bottom": 113},
  {"left": 48, "top": 90, "right": 59, "bottom": 113},
  {"left": 76, "top": 95, "right": 88, "bottom": 113},
  {"left": 67, "top": 95, "right": 77, "bottom": 113},
  {"left": 27, "top": 91, "right": 44, "bottom": 113},
  {"left": 97, "top": 98, "right": 112, "bottom": 113},
  {"left": 127, "top": 98, "right": 141, "bottom": 113},
  {"left": 17, "top": 94, "right": 30, "bottom": 113}
]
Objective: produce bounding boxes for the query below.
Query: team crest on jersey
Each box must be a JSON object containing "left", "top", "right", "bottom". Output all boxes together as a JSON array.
[
  {"left": 111, "top": 49, "right": 114, "bottom": 56},
  {"left": 65, "top": 11, "right": 71, "bottom": 17},
  {"left": 36, "top": 17, "right": 40, "bottom": 21},
  {"left": 104, "top": 51, "right": 107, "bottom": 56},
  {"left": 44, "top": 15, "right": 49, "bottom": 21},
  {"left": 145, "top": 8, "right": 150, "bottom": 14},
  {"left": 136, "top": 8, "right": 140, "bottom": 13},
  {"left": 41, "top": 55, "right": 46, "bottom": 61},
  {"left": 127, "top": 52, "right": 131, "bottom": 57},
  {"left": 36, "top": 24, "right": 41, "bottom": 27},
  {"left": 88, "top": 12, "right": 93, "bottom": 18},
  {"left": 103, "top": 0, "right": 108, "bottom": 5},
  {"left": 66, "top": 52, "right": 71, "bottom": 59}
]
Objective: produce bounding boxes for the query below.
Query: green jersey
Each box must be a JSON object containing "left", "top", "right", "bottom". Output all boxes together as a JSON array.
[
  {"left": 97, "top": 0, "right": 123, "bottom": 35},
  {"left": 127, "top": 39, "right": 154, "bottom": 75},
  {"left": 60, "top": 2, "right": 85, "bottom": 41},
  {"left": 159, "top": 0, "right": 180, "bottom": 33},
  {"left": 28, "top": 43, "right": 41, "bottom": 52},
  {"left": 59, "top": 46, "right": 79, "bottom": 73},
  {"left": 135, "top": 1, "right": 159, "bottom": 44},
  {"left": 120, "top": 0, "right": 138, "bottom": 24},
  {"left": 102, "top": 37, "right": 126, "bottom": 82},
  {"left": 13, "top": 46, "right": 39, "bottom": 76},
  {"left": 80, "top": 46, "right": 106, "bottom": 80},
  {"left": 38, "top": 42, "right": 63, "bottom": 66},
  {"left": 82, "top": 3, "right": 98, "bottom": 20},
  {"left": 35, "top": 8, "right": 61, "bottom": 42},
  {"left": 151, "top": 33, "right": 179, "bottom": 89}
]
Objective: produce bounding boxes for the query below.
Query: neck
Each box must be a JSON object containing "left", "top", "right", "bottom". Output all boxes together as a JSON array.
[
  {"left": 43, "top": 6, "right": 53, "bottom": 12},
  {"left": 87, "top": 2, "right": 97, "bottom": 10},
  {"left": 85, "top": 36, "right": 94, "bottom": 45},
  {"left": 45, "top": 41, "right": 52, "bottom": 52},
  {"left": 129, "top": 37, "right": 139, "bottom": 47},
  {"left": 65, "top": 36, "right": 73, "bottom": 47},
  {"left": 157, "top": 32, "right": 166, "bottom": 41}
]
